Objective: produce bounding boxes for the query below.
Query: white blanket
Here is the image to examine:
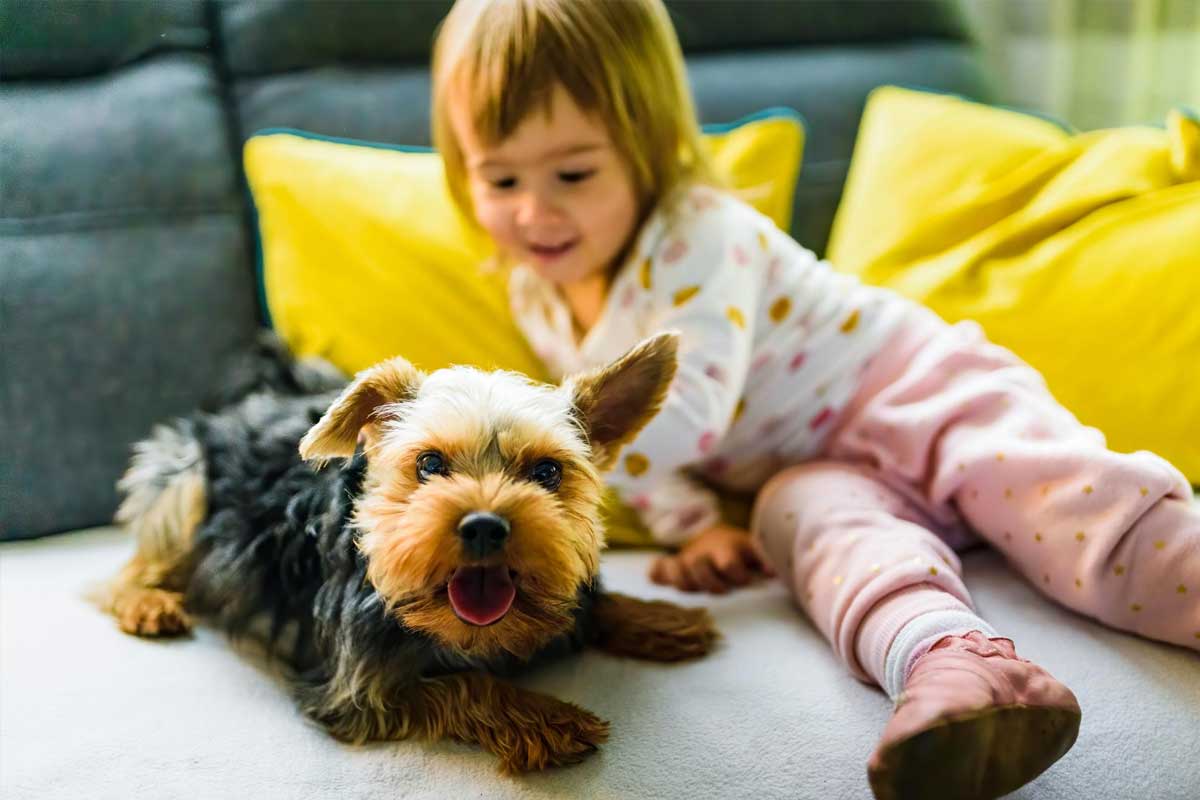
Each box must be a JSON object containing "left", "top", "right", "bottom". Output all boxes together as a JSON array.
[{"left": 2, "top": 527, "right": 1197, "bottom": 799}]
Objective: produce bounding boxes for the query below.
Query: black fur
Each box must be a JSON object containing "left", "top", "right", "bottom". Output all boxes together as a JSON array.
[{"left": 172, "top": 364, "right": 603, "bottom": 734}]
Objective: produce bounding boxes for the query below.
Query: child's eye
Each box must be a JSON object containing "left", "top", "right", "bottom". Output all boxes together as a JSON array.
[
  {"left": 558, "top": 170, "right": 595, "bottom": 184},
  {"left": 489, "top": 176, "right": 517, "bottom": 190}
]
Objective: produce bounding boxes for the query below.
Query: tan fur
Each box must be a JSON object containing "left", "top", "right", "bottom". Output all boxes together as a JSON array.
[
  {"left": 311, "top": 671, "right": 609, "bottom": 774},
  {"left": 114, "top": 424, "right": 206, "bottom": 565},
  {"left": 567, "top": 332, "right": 679, "bottom": 469},
  {"left": 357, "top": 462, "right": 604, "bottom": 659},
  {"left": 592, "top": 592, "right": 719, "bottom": 661},
  {"left": 344, "top": 334, "right": 679, "bottom": 660},
  {"left": 97, "top": 426, "right": 206, "bottom": 636},
  {"left": 300, "top": 356, "right": 426, "bottom": 461},
  {"left": 104, "top": 558, "right": 192, "bottom": 637}
]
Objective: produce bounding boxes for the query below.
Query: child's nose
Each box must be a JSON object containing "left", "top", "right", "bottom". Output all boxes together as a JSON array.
[{"left": 516, "top": 189, "right": 564, "bottom": 227}]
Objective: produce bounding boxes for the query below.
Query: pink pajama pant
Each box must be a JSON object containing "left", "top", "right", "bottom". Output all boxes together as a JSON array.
[{"left": 751, "top": 307, "right": 1200, "bottom": 687}]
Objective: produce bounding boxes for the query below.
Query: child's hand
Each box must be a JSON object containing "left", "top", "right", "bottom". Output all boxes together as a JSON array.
[{"left": 649, "top": 523, "right": 777, "bottom": 594}]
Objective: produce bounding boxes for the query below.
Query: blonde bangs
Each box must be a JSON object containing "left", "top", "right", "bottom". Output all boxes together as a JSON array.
[{"left": 433, "top": 0, "right": 719, "bottom": 225}]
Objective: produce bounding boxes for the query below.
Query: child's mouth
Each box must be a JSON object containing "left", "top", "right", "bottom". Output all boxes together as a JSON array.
[{"left": 528, "top": 239, "right": 578, "bottom": 262}]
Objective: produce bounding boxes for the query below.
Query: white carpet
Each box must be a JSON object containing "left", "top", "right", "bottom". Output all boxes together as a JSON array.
[{"left": 2, "top": 527, "right": 1197, "bottom": 800}]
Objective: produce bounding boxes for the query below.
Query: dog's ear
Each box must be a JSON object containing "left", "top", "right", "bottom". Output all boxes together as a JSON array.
[
  {"left": 566, "top": 332, "right": 679, "bottom": 471},
  {"left": 299, "top": 356, "right": 425, "bottom": 462}
]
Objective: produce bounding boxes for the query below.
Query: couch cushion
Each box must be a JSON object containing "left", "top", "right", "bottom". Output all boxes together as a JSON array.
[
  {"left": 0, "top": 53, "right": 258, "bottom": 540},
  {"left": 215, "top": 0, "right": 971, "bottom": 77},
  {"left": 2, "top": 528, "right": 1197, "bottom": 798},
  {"left": 1, "top": 56, "right": 239, "bottom": 219},
  {"left": 827, "top": 87, "right": 1200, "bottom": 482},
  {"left": 0, "top": 0, "right": 209, "bottom": 80}
]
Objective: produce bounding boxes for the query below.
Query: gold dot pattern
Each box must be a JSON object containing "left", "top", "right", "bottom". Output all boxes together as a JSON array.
[
  {"left": 672, "top": 285, "right": 701, "bottom": 306},
  {"left": 769, "top": 296, "right": 792, "bottom": 323},
  {"left": 839, "top": 309, "right": 860, "bottom": 333},
  {"left": 624, "top": 453, "right": 649, "bottom": 477},
  {"left": 726, "top": 306, "right": 746, "bottom": 329},
  {"left": 639, "top": 257, "right": 652, "bottom": 289}
]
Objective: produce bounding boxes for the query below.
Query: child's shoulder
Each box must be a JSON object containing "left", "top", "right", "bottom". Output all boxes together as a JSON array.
[
  {"left": 673, "top": 184, "right": 766, "bottom": 226},
  {"left": 644, "top": 184, "right": 771, "bottom": 253}
]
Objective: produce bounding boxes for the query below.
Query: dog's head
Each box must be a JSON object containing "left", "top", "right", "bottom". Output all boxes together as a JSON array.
[{"left": 298, "top": 333, "right": 678, "bottom": 659}]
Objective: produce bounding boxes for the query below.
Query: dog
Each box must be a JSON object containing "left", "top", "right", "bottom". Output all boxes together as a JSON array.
[{"left": 97, "top": 332, "right": 717, "bottom": 772}]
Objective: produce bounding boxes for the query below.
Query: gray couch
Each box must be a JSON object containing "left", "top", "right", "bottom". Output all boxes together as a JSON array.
[{"left": 2, "top": 3, "right": 1196, "bottom": 799}]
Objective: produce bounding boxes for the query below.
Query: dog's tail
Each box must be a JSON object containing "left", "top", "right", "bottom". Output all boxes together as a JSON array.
[
  {"left": 114, "top": 420, "right": 207, "bottom": 567},
  {"left": 203, "top": 331, "right": 347, "bottom": 411}
]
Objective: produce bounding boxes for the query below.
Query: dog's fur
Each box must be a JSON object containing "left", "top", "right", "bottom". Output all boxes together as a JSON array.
[{"left": 97, "top": 333, "right": 717, "bottom": 772}]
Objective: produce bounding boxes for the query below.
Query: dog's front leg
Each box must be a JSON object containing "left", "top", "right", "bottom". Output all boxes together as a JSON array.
[
  {"left": 590, "top": 592, "right": 719, "bottom": 661},
  {"left": 298, "top": 671, "right": 608, "bottom": 773}
]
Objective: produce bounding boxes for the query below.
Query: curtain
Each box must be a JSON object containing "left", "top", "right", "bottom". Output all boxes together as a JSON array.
[{"left": 961, "top": 0, "right": 1200, "bottom": 129}]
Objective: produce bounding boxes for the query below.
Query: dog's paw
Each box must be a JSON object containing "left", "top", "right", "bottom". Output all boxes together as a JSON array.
[
  {"left": 116, "top": 588, "right": 192, "bottom": 637},
  {"left": 491, "top": 693, "right": 609, "bottom": 773},
  {"left": 594, "top": 593, "right": 719, "bottom": 662}
]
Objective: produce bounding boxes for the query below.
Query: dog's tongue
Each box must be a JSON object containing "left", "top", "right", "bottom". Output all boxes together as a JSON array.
[{"left": 447, "top": 566, "right": 516, "bottom": 626}]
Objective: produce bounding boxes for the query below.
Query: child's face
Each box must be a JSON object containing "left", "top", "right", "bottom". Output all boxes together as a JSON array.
[{"left": 452, "top": 84, "right": 640, "bottom": 286}]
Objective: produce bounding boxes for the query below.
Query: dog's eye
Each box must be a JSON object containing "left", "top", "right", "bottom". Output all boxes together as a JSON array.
[
  {"left": 529, "top": 459, "right": 562, "bottom": 491},
  {"left": 416, "top": 451, "right": 449, "bottom": 482}
]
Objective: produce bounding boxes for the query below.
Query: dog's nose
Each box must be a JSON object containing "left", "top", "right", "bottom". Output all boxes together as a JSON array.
[{"left": 457, "top": 512, "right": 511, "bottom": 560}]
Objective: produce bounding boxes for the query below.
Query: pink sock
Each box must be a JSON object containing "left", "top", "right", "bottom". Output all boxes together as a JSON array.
[{"left": 855, "top": 585, "right": 997, "bottom": 699}]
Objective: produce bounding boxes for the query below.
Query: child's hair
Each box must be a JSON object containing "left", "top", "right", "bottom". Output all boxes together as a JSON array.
[{"left": 432, "top": 0, "right": 718, "bottom": 226}]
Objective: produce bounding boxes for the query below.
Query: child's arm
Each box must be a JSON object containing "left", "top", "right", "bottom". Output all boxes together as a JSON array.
[
  {"left": 607, "top": 205, "right": 767, "bottom": 546},
  {"left": 649, "top": 522, "right": 775, "bottom": 593}
]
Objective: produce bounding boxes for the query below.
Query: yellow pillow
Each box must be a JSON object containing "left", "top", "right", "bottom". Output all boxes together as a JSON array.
[
  {"left": 244, "top": 110, "right": 805, "bottom": 546},
  {"left": 828, "top": 86, "right": 1200, "bottom": 482}
]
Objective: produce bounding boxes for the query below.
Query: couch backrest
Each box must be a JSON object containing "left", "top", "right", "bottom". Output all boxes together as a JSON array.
[
  {"left": 1, "top": 0, "right": 259, "bottom": 539},
  {"left": 0, "top": 0, "right": 990, "bottom": 540}
]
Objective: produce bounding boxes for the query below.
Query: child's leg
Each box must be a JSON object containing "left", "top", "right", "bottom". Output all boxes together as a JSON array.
[
  {"left": 832, "top": 312, "right": 1200, "bottom": 651},
  {"left": 751, "top": 460, "right": 995, "bottom": 697},
  {"left": 753, "top": 460, "right": 1081, "bottom": 799}
]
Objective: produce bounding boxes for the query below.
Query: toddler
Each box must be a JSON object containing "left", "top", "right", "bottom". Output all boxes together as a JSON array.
[{"left": 431, "top": 1, "right": 1200, "bottom": 797}]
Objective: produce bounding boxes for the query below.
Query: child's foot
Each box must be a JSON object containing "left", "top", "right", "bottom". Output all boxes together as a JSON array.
[{"left": 867, "top": 631, "right": 1080, "bottom": 800}]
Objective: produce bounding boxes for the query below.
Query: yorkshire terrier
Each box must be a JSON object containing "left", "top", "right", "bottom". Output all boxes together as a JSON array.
[{"left": 97, "top": 332, "right": 717, "bottom": 772}]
